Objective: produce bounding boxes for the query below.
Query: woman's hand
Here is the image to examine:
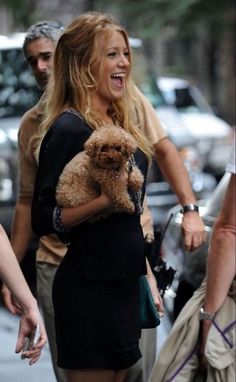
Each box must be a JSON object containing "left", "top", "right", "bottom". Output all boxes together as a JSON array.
[
  {"left": 145, "top": 257, "right": 165, "bottom": 317},
  {"left": 146, "top": 272, "right": 165, "bottom": 318},
  {"left": 99, "top": 192, "right": 113, "bottom": 209},
  {"left": 15, "top": 303, "right": 47, "bottom": 365}
]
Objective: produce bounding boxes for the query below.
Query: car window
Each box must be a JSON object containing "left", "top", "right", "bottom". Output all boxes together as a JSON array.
[
  {"left": 0, "top": 47, "right": 41, "bottom": 118},
  {"left": 163, "top": 85, "right": 212, "bottom": 114}
]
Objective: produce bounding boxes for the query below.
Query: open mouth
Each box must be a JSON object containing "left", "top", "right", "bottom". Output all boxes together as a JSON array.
[{"left": 111, "top": 73, "right": 126, "bottom": 88}]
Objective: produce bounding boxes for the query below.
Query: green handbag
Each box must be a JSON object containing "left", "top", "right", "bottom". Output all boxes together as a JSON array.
[{"left": 139, "top": 275, "right": 160, "bottom": 329}]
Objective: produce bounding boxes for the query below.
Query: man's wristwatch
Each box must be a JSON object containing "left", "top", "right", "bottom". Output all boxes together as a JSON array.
[
  {"left": 181, "top": 204, "right": 199, "bottom": 214},
  {"left": 199, "top": 307, "right": 215, "bottom": 321}
]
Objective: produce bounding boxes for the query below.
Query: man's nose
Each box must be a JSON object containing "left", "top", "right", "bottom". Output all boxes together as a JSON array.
[{"left": 37, "top": 58, "right": 47, "bottom": 71}]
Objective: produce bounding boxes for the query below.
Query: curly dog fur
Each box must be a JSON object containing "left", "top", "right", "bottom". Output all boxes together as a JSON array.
[{"left": 56, "top": 125, "right": 144, "bottom": 220}]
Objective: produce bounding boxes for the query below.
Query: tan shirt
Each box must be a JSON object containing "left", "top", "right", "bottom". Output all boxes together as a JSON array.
[
  {"left": 18, "top": 97, "right": 67, "bottom": 265},
  {"left": 18, "top": 88, "right": 167, "bottom": 265}
]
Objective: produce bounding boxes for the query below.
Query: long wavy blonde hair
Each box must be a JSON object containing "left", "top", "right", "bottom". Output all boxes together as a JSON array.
[{"left": 36, "top": 11, "right": 152, "bottom": 160}]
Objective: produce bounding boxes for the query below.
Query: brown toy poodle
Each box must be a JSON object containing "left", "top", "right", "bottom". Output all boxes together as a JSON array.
[{"left": 56, "top": 125, "right": 144, "bottom": 220}]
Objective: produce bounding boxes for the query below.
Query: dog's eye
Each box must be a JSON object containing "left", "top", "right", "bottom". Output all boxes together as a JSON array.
[
  {"left": 115, "top": 145, "right": 122, "bottom": 151},
  {"left": 101, "top": 145, "right": 109, "bottom": 152}
]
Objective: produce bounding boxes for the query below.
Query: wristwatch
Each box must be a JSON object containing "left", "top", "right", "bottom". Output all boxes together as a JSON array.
[
  {"left": 199, "top": 307, "right": 215, "bottom": 321},
  {"left": 181, "top": 204, "right": 199, "bottom": 214}
]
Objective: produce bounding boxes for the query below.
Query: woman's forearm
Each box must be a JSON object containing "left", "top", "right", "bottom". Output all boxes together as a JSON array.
[
  {"left": 0, "top": 225, "right": 37, "bottom": 311},
  {"left": 204, "top": 226, "right": 235, "bottom": 314},
  {"left": 204, "top": 174, "right": 236, "bottom": 314},
  {"left": 61, "top": 194, "right": 112, "bottom": 227}
]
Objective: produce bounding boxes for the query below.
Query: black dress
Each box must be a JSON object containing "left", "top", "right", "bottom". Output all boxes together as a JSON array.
[{"left": 31, "top": 111, "right": 148, "bottom": 370}]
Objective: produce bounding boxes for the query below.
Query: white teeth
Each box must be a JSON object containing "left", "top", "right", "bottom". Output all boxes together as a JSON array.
[{"left": 112, "top": 73, "right": 125, "bottom": 78}]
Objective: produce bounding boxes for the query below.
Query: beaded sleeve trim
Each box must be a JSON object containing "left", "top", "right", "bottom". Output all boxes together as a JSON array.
[
  {"left": 128, "top": 155, "right": 144, "bottom": 216},
  {"left": 53, "top": 205, "right": 70, "bottom": 233}
]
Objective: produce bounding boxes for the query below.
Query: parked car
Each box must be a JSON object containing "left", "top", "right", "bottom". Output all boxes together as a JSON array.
[
  {"left": 0, "top": 33, "right": 40, "bottom": 293},
  {"left": 157, "top": 76, "right": 234, "bottom": 178},
  {"left": 0, "top": 33, "right": 41, "bottom": 233},
  {"left": 160, "top": 172, "right": 231, "bottom": 320}
]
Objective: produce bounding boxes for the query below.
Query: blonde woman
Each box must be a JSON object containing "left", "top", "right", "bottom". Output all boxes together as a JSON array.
[
  {"left": 31, "top": 11, "right": 204, "bottom": 382},
  {"left": 31, "top": 11, "right": 153, "bottom": 382}
]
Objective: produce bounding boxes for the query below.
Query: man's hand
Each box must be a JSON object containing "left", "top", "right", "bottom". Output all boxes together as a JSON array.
[
  {"left": 181, "top": 211, "right": 206, "bottom": 252},
  {"left": 1, "top": 283, "right": 22, "bottom": 315}
]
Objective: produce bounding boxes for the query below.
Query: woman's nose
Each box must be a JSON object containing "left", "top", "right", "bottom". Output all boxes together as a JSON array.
[{"left": 118, "top": 55, "right": 130, "bottom": 67}]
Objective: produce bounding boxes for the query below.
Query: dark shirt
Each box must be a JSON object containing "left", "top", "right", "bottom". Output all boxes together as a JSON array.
[{"left": 31, "top": 111, "right": 148, "bottom": 280}]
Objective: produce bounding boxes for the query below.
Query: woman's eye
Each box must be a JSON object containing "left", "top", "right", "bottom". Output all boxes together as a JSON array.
[{"left": 107, "top": 52, "right": 117, "bottom": 57}]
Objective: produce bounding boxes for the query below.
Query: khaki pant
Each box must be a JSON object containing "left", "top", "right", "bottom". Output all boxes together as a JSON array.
[
  {"left": 125, "top": 328, "right": 156, "bottom": 382},
  {"left": 37, "top": 262, "right": 67, "bottom": 382}
]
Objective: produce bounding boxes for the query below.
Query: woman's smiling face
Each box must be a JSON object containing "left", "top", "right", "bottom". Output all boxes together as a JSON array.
[{"left": 91, "top": 29, "right": 131, "bottom": 106}]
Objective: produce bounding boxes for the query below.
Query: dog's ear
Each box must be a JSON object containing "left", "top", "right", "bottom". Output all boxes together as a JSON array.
[
  {"left": 124, "top": 134, "right": 137, "bottom": 155},
  {"left": 85, "top": 137, "right": 101, "bottom": 158},
  {"left": 85, "top": 142, "right": 94, "bottom": 157},
  {"left": 84, "top": 128, "right": 102, "bottom": 157}
]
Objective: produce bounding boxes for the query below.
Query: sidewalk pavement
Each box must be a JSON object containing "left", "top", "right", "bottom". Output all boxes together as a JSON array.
[{"left": 0, "top": 304, "right": 56, "bottom": 382}]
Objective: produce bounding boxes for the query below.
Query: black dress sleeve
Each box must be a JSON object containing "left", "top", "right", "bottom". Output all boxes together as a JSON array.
[{"left": 31, "top": 112, "right": 92, "bottom": 237}]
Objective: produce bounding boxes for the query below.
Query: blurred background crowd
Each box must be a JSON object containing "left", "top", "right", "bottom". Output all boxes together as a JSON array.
[{"left": 0, "top": 0, "right": 235, "bottom": 126}]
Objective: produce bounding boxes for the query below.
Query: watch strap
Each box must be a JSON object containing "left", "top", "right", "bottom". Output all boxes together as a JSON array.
[{"left": 181, "top": 204, "right": 199, "bottom": 214}]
